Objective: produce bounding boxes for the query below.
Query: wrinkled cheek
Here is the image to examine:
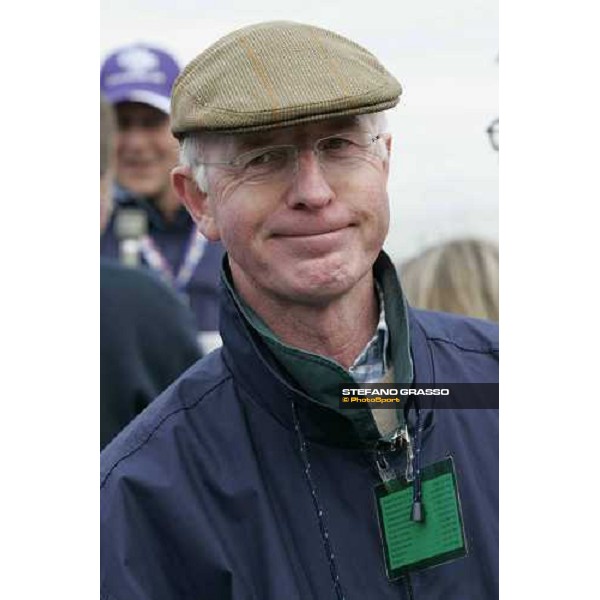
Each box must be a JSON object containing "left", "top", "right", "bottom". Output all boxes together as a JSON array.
[
  {"left": 380, "top": 200, "right": 390, "bottom": 239},
  {"left": 351, "top": 186, "right": 390, "bottom": 250},
  {"left": 211, "top": 174, "right": 245, "bottom": 204},
  {"left": 216, "top": 213, "right": 258, "bottom": 264},
  {"left": 210, "top": 179, "right": 269, "bottom": 261},
  {"left": 209, "top": 180, "right": 245, "bottom": 242}
]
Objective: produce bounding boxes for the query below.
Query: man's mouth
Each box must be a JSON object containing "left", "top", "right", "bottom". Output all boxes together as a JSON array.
[{"left": 272, "top": 224, "right": 354, "bottom": 238}]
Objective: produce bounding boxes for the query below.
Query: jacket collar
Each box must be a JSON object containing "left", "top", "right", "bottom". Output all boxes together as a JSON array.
[{"left": 218, "top": 251, "right": 432, "bottom": 449}]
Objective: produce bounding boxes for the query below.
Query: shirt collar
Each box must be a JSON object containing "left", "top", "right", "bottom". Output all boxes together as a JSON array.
[
  {"left": 220, "top": 250, "right": 412, "bottom": 397},
  {"left": 219, "top": 250, "right": 413, "bottom": 446},
  {"left": 348, "top": 281, "right": 389, "bottom": 383}
]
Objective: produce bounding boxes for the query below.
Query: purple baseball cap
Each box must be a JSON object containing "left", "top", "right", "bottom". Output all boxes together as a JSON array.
[{"left": 100, "top": 44, "right": 180, "bottom": 114}]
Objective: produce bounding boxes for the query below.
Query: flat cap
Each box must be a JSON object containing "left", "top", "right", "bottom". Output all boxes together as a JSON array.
[{"left": 171, "top": 21, "right": 402, "bottom": 137}]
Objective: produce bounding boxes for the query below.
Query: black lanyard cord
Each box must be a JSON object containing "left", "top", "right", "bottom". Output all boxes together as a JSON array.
[
  {"left": 291, "top": 401, "right": 347, "bottom": 600},
  {"left": 404, "top": 398, "right": 425, "bottom": 522}
]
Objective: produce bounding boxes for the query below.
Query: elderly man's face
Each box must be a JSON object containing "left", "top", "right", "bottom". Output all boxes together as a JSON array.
[
  {"left": 177, "top": 117, "right": 391, "bottom": 306},
  {"left": 115, "top": 102, "right": 179, "bottom": 199}
]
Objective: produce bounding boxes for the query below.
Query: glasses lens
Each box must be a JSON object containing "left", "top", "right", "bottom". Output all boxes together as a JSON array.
[
  {"left": 222, "top": 133, "right": 379, "bottom": 185},
  {"left": 317, "top": 132, "right": 377, "bottom": 168},
  {"left": 233, "top": 146, "right": 294, "bottom": 183}
]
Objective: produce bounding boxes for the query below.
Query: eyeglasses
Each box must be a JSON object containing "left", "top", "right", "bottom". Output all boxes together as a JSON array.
[
  {"left": 486, "top": 118, "right": 499, "bottom": 151},
  {"left": 198, "top": 131, "right": 384, "bottom": 185}
]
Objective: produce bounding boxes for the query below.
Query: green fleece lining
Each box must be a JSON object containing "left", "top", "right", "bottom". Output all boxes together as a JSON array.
[{"left": 221, "top": 251, "right": 413, "bottom": 440}]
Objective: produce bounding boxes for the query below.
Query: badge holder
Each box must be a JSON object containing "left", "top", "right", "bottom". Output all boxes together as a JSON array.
[{"left": 374, "top": 405, "right": 467, "bottom": 580}]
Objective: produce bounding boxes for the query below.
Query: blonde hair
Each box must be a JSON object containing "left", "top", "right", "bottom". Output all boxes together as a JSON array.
[{"left": 400, "top": 239, "right": 499, "bottom": 321}]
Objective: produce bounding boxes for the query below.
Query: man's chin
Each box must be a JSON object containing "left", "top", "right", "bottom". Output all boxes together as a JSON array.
[{"left": 279, "top": 269, "right": 359, "bottom": 306}]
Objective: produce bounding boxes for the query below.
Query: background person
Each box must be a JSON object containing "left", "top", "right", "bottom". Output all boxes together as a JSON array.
[
  {"left": 400, "top": 238, "right": 499, "bottom": 321},
  {"left": 100, "top": 43, "right": 224, "bottom": 346},
  {"left": 100, "top": 96, "right": 202, "bottom": 449}
]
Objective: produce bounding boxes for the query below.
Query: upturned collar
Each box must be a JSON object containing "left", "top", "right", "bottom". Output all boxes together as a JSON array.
[{"left": 219, "top": 251, "right": 425, "bottom": 449}]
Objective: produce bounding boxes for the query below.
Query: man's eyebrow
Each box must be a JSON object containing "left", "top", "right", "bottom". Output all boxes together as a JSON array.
[
  {"left": 232, "top": 132, "right": 280, "bottom": 150},
  {"left": 227, "top": 117, "right": 364, "bottom": 151}
]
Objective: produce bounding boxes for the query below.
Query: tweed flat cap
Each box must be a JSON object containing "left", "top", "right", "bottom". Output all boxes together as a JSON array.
[{"left": 171, "top": 21, "right": 402, "bottom": 137}]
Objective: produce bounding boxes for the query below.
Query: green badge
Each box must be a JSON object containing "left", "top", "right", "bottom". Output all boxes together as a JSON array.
[{"left": 374, "top": 457, "right": 467, "bottom": 580}]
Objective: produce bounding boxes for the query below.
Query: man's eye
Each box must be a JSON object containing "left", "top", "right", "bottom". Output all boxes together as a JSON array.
[
  {"left": 244, "top": 149, "right": 287, "bottom": 168},
  {"left": 321, "top": 137, "right": 353, "bottom": 151}
]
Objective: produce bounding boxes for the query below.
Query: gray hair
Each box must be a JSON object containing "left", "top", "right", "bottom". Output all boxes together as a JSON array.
[
  {"left": 179, "top": 111, "right": 389, "bottom": 194},
  {"left": 179, "top": 134, "right": 212, "bottom": 193}
]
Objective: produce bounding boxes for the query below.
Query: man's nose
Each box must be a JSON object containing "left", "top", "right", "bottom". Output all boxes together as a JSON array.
[{"left": 286, "top": 149, "right": 334, "bottom": 209}]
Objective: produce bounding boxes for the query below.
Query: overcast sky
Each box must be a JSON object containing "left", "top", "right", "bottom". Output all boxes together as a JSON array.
[{"left": 101, "top": 0, "right": 498, "bottom": 262}]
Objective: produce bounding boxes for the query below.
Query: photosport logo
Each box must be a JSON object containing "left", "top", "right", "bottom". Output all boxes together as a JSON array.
[{"left": 337, "top": 384, "right": 499, "bottom": 409}]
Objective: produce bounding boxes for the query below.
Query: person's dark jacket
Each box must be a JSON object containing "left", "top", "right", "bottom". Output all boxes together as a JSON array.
[
  {"left": 100, "top": 188, "right": 224, "bottom": 332},
  {"left": 100, "top": 258, "right": 498, "bottom": 599},
  {"left": 100, "top": 259, "right": 202, "bottom": 448}
]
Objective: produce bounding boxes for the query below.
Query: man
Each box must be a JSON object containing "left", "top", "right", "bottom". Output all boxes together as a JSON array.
[
  {"left": 101, "top": 22, "right": 498, "bottom": 599},
  {"left": 100, "top": 97, "right": 202, "bottom": 448},
  {"left": 100, "top": 44, "right": 224, "bottom": 339}
]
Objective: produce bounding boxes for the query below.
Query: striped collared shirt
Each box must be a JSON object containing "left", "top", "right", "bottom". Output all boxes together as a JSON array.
[{"left": 349, "top": 283, "right": 389, "bottom": 384}]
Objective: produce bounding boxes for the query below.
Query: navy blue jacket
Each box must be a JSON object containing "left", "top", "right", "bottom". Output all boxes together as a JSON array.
[
  {"left": 100, "top": 259, "right": 202, "bottom": 449},
  {"left": 101, "top": 274, "right": 498, "bottom": 600}
]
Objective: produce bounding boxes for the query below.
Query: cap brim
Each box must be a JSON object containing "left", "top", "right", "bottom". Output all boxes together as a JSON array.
[{"left": 104, "top": 89, "right": 171, "bottom": 114}]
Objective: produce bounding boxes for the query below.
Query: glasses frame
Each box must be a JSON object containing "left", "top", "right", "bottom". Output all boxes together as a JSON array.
[
  {"left": 196, "top": 131, "right": 384, "bottom": 171},
  {"left": 486, "top": 118, "right": 499, "bottom": 151}
]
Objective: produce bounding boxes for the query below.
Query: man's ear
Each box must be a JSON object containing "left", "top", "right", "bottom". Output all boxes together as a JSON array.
[{"left": 171, "top": 166, "right": 220, "bottom": 241}]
